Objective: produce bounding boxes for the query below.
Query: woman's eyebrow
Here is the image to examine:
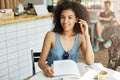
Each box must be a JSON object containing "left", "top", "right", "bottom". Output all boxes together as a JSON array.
[{"left": 60, "top": 14, "right": 74, "bottom": 17}]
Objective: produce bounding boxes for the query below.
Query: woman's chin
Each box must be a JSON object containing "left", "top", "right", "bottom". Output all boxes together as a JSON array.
[{"left": 63, "top": 29, "right": 70, "bottom": 32}]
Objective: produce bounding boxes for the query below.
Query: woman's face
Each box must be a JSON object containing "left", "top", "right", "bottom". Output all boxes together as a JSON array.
[{"left": 60, "top": 9, "right": 78, "bottom": 31}]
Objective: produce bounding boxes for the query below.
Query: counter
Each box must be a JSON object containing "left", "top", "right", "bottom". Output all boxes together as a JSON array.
[{"left": 0, "top": 13, "right": 53, "bottom": 25}]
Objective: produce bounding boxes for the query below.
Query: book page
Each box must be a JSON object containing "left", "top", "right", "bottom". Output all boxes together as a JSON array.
[
  {"left": 30, "top": 71, "right": 51, "bottom": 80},
  {"left": 53, "top": 60, "right": 81, "bottom": 79}
]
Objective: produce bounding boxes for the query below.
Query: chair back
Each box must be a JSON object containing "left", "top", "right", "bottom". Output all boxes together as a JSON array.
[{"left": 31, "top": 49, "right": 41, "bottom": 76}]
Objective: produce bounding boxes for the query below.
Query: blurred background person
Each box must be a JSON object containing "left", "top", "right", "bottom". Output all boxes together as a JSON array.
[
  {"left": 76, "top": 0, "right": 81, "bottom": 3},
  {"left": 93, "top": 0, "right": 115, "bottom": 52}
]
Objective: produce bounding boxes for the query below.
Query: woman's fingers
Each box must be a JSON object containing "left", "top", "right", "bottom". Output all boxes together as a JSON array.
[
  {"left": 45, "top": 70, "right": 54, "bottom": 77},
  {"left": 78, "top": 19, "right": 89, "bottom": 34},
  {"left": 79, "top": 19, "right": 88, "bottom": 26},
  {"left": 44, "top": 65, "right": 54, "bottom": 77}
]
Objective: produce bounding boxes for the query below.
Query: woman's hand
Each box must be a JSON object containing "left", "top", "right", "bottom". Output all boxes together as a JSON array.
[
  {"left": 43, "top": 65, "right": 54, "bottom": 77},
  {"left": 79, "top": 19, "right": 89, "bottom": 36}
]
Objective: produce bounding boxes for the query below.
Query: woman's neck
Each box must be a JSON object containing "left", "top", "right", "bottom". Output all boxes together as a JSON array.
[{"left": 61, "top": 31, "right": 76, "bottom": 37}]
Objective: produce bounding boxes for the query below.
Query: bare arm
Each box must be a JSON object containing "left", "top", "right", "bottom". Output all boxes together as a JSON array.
[
  {"left": 98, "top": 16, "right": 114, "bottom": 22},
  {"left": 79, "top": 19, "right": 94, "bottom": 65},
  {"left": 80, "top": 34, "right": 94, "bottom": 65},
  {"left": 38, "top": 31, "right": 54, "bottom": 77}
]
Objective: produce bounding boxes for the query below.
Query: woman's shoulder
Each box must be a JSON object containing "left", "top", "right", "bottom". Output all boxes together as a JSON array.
[
  {"left": 46, "top": 31, "right": 56, "bottom": 39},
  {"left": 78, "top": 33, "right": 85, "bottom": 42},
  {"left": 46, "top": 31, "right": 55, "bottom": 35}
]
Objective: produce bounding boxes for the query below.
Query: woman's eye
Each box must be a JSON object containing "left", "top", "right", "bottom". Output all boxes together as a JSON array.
[
  {"left": 60, "top": 16, "right": 73, "bottom": 20},
  {"left": 68, "top": 17, "right": 73, "bottom": 19}
]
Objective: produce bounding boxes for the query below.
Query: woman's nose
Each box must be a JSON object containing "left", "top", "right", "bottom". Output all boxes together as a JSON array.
[{"left": 64, "top": 18, "right": 68, "bottom": 23}]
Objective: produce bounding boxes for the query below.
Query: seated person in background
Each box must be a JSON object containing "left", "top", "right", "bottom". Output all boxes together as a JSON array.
[
  {"left": 38, "top": 0, "right": 94, "bottom": 77},
  {"left": 93, "top": 0, "right": 115, "bottom": 52},
  {"left": 76, "top": 0, "right": 81, "bottom": 3}
]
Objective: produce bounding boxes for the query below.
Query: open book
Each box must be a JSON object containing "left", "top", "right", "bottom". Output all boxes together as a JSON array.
[
  {"left": 52, "top": 60, "right": 81, "bottom": 79},
  {"left": 52, "top": 60, "right": 101, "bottom": 80}
]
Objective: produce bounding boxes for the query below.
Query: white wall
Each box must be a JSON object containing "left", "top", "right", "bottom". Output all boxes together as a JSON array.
[
  {"left": 114, "top": 1, "right": 120, "bottom": 22},
  {"left": 0, "top": 17, "right": 53, "bottom": 80}
]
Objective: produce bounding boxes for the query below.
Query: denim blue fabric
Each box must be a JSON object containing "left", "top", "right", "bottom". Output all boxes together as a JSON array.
[{"left": 47, "top": 33, "right": 80, "bottom": 66}]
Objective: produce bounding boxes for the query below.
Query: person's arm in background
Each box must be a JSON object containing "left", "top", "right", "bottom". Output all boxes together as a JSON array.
[
  {"left": 38, "top": 31, "right": 54, "bottom": 77},
  {"left": 113, "top": 12, "right": 120, "bottom": 25},
  {"left": 79, "top": 19, "right": 94, "bottom": 65},
  {"left": 98, "top": 16, "right": 114, "bottom": 21},
  {"left": 98, "top": 12, "right": 115, "bottom": 22}
]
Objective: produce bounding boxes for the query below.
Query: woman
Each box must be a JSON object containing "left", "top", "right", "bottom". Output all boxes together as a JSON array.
[{"left": 38, "top": 0, "right": 94, "bottom": 77}]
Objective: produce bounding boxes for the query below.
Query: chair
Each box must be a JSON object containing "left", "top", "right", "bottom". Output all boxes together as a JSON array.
[
  {"left": 107, "top": 25, "right": 120, "bottom": 71},
  {"left": 31, "top": 49, "right": 41, "bottom": 76}
]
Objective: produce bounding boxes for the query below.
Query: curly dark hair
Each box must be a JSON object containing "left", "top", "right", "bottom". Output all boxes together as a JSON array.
[{"left": 53, "top": 0, "right": 90, "bottom": 34}]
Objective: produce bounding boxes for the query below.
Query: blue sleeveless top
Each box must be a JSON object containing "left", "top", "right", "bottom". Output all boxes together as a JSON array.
[{"left": 47, "top": 33, "right": 80, "bottom": 66}]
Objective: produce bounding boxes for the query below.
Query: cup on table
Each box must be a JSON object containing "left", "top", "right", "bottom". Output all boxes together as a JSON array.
[{"left": 98, "top": 70, "right": 108, "bottom": 80}]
